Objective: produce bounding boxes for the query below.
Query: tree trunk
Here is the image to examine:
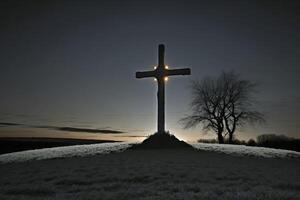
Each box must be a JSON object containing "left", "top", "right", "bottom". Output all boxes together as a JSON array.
[
  {"left": 228, "top": 133, "right": 233, "bottom": 144},
  {"left": 217, "top": 132, "right": 224, "bottom": 144}
]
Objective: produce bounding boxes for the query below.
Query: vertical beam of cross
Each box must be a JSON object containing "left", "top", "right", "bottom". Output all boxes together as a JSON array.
[
  {"left": 157, "top": 44, "right": 165, "bottom": 134},
  {"left": 136, "top": 44, "right": 191, "bottom": 134}
]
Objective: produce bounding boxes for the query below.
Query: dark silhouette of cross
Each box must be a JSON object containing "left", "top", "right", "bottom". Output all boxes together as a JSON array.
[{"left": 136, "top": 44, "right": 191, "bottom": 134}]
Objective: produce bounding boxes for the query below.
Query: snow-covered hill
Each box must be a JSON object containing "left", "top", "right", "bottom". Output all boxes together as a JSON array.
[
  {"left": 0, "top": 142, "right": 132, "bottom": 163},
  {"left": 193, "top": 143, "right": 300, "bottom": 159},
  {"left": 0, "top": 142, "right": 299, "bottom": 200},
  {"left": 0, "top": 142, "right": 299, "bottom": 164}
]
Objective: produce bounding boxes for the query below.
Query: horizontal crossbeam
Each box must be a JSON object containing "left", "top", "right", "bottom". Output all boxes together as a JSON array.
[
  {"left": 166, "top": 68, "right": 191, "bottom": 76},
  {"left": 136, "top": 70, "right": 156, "bottom": 78},
  {"left": 136, "top": 68, "right": 191, "bottom": 79}
]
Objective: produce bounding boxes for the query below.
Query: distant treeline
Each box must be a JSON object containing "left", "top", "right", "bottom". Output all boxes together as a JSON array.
[{"left": 198, "top": 134, "right": 300, "bottom": 152}]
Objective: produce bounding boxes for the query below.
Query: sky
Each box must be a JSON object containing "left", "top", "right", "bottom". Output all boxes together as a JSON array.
[{"left": 0, "top": 0, "right": 299, "bottom": 142}]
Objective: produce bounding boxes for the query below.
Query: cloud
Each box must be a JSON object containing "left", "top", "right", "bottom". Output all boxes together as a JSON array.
[
  {"left": 113, "top": 135, "right": 147, "bottom": 138},
  {"left": 0, "top": 122, "right": 24, "bottom": 126},
  {"left": 55, "top": 127, "right": 124, "bottom": 134},
  {"left": 0, "top": 122, "right": 125, "bottom": 134}
]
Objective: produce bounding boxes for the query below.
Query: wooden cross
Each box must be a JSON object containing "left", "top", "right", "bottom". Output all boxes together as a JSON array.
[{"left": 136, "top": 44, "right": 191, "bottom": 134}]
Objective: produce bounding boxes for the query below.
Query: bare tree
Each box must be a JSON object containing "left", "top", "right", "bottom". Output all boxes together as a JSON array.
[
  {"left": 180, "top": 71, "right": 264, "bottom": 144},
  {"left": 180, "top": 77, "right": 226, "bottom": 143},
  {"left": 220, "top": 72, "right": 264, "bottom": 143}
]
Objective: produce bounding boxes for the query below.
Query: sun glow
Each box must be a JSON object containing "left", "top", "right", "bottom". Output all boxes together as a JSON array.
[
  {"left": 164, "top": 77, "right": 168, "bottom": 81},
  {"left": 165, "top": 65, "right": 169, "bottom": 69}
]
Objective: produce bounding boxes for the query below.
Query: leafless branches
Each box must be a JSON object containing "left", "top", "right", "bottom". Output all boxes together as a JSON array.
[{"left": 180, "top": 71, "right": 264, "bottom": 143}]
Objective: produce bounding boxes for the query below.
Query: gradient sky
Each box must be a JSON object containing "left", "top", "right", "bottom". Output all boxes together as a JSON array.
[{"left": 0, "top": 0, "right": 299, "bottom": 142}]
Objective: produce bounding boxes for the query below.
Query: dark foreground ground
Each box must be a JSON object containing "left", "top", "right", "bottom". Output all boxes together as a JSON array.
[
  {"left": 0, "top": 137, "right": 119, "bottom": 154},
  {"left": 0, "top": 149, "right": 299, "bottom": 200}
]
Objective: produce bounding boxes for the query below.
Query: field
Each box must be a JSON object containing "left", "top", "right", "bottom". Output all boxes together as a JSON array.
[{"left": 0, "top": 143, "right": 299, "bottom": 200}]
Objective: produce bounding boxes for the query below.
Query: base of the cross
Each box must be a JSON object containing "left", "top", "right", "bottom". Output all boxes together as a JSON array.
[
  {"left": 129, "top": 132, "right": 194, "bottom": 150},
  {"left": 156, "top": 130, "right": 167, "bottom": 134}
]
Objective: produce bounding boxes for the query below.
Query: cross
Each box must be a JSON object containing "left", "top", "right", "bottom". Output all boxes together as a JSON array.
[{"left": 136, "top": 44, "right": 191, "bottom": 134}]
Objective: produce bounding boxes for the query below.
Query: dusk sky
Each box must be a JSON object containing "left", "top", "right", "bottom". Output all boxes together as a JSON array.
[{"left": 0, "top": 0, "right": 299, "bottom": 142}]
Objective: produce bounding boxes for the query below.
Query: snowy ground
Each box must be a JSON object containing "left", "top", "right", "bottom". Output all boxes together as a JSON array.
[
  {"left": 0, "top": 143, "right": 299, "bottom": 199},
  {"left": 0, "top": 142, "right": 299, "bottom": 163},
  {"left": 0, "top": 142, "right": 132, "bottom": 163},
  {"left": 193, "top": 143, "right": 300, "bottom": 159}
]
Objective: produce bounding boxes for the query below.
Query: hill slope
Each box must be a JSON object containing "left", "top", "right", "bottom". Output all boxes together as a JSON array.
[
  {"left": 0, "top": 148, "right": 299, "bottom": 200},
  {"left": 0, "top": 142, "right": 299, "bottom": 164}
]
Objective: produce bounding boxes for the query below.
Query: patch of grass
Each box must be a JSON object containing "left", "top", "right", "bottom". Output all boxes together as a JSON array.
[
  {"left": 74, "top": 168, "right": 86, "bottom": 173},
  {"left": 214, "top": 175, "right": 251, "bottom": 183},
  {"left": 160, "top": 171, "right": 169, "bottom": 176},
  {"left": 213, "top": 187, "right": 225, "bottom": 196},
  {"left": 100, "top": 177, "right": 119, "bottom": 183},
  {"left": 186, "top": 186, "right": 201, "bottom": 193},
  {"left": 273, "top": 182, "right": 300, "bottom": 191},
  {"left": 44, "top": 176, "right": 56, "bottom": 182},
  {"left": 123, "top": 175, "right": 152, "bottom": 184},
  {"left": 179, "top": 173, "right": 187, "bottom": 178},
  {"left": 103, "top": 183, "right": 122, "bottom": 191},
  {"left": 55, "top": 179, "right": 92, "bottom": 186},
  {"left": 171, "top": 187, "right": 180, "bottom": 193},
  {"left": 4, "top": 188, "right": 55, "bottom": 197},
  {"left": 67, "top": 188, "right": 82, "bottom": 193}
]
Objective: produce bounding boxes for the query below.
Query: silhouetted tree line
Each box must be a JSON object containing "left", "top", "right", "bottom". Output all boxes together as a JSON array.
[
  {"left": 256, "top": 134, "right": 300, "bottom": 152},
  {"left": 198, "top": 134, "right": 300, "bottom": 152}
]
